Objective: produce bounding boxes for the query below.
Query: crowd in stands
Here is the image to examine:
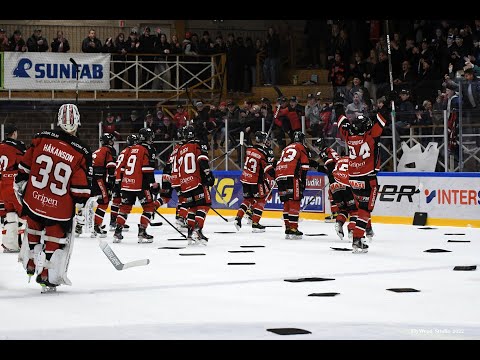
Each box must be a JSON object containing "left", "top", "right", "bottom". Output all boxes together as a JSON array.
[{"left": 0, "top": 26, "right": 274, "bottom": 93}]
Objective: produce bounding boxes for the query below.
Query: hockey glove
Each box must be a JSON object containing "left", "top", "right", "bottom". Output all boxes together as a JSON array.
[{"left": 150, "top": 182, "right": 160, "bottom": 195}]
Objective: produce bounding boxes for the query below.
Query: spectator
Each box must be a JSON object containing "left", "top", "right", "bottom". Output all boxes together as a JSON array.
[
  {"left": 305, "top": 93, "right": 322, "bottom": 138},
  {"left": 126, "top": 30, "right": 140, "bottom": 87},
  {"left": 102, "top": 112, "right": 121, "bottom": 140},
  {"left": 393, "top": 60, "right": 417, "bottom": 93},
  {"left": 193, "top": 101, "right": 216, "bottom": 147},
  {"left": 243, "top": 104, "right": 263, "bottom": 144},
  {"left": 139, "top": 26, "right": 157, "bottom": 89},
  {"left": 198, "top": 30, "right": 214, "bottom": 55},
  {"left": 112, "top": 33, "right": 128, "bottom": 89},
  {"left": 346, "top": 75, "right": 371, "bottom": 108},
  {"left": 82, "top": 29, "right": 102, "bottom": 53},
  {"left": 345, "top": 92, "right": 368, "bottom": 121},
  {"left": 329, "top": 51, "right": 348, "bottom": 97},
  {"left": 289, "top": 96, "right": 305, "bottom": 130},
  {"left": 304, "top": 20, "right": 323, "bottom": 69},
  {"left": 153, "top": 33, "right": 171, "bottom": 90},
  {"left": 372, "top": 51, "right": 390, "bottom": 100},
  {"left": 102, "top": 36, "right": 115, "bottom": 54},
  {"left": 225, "top": 32, "right": 239, "bottom": 93},
  {"left": 51, "top": 31, "right": 70, "bottom": 53},
  {"left": 27, "top": 29, "right": 48, "bottom": 52},
  {"left": 212, "top": 101, "right": 228, "bottom": 149},
  {"left": 414, "top": 58, "right": 440, "bottom": 103},
  {"left": 363, "top": 48, "right": 377, "bottom": 102},
  {"left": 263, "top": 27, "right": 280, "bottom": 86},
  {"left": 126, "top": 110, "right": 143, "bottom": 134},
  {"left": 456, "top": 67, "right": 480, "bottom": 148},
  {"left": 244, "top": 37, "right": 257, "bottom": 92},
  {"left": 8, "top": 30, "right": 27, "bottom": 52},
  {"left": 0, "top": 28, "right": 9, "bottom": 51},
  {"left": 395, "top": 89, "right": 416, "bottom": 136},
  {"left": 173, "top": 104, "right": 189, "bottom": 129}
]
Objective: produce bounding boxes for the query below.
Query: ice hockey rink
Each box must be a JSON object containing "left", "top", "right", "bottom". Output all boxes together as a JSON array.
[{"left": 1, "top": 213, "right": 479, "bottom": 340}]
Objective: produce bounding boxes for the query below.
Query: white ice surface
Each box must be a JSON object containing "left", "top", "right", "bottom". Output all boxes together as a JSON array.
[{"left": 1, "top": 214, "right": 479, "bottom": 340}]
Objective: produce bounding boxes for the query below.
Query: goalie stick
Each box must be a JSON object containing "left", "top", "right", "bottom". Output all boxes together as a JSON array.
[{"left": 98, "top": 240, "right": 150, "bottom": 270}]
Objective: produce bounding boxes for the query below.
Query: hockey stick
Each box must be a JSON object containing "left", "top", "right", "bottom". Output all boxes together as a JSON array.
[
  {"left": 98, "top": 240, "right": 150, "bottom": 270},
  {"left": 301, "top": 181, "right": 330, "bottom": 212},
  {"left": 69, "top": 58, "right": 80, "bottom": 105},
  {"left": 210, "top": 206, "right": 230, "bottom": 222},
  {"left": 155, "top": 209, "right": 187, "bottom": 238}
]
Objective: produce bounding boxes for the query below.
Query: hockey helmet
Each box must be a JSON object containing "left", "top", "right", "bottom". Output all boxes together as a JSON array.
[
  {"left": 254, "top": 131, "right": 267, "bottom": 144},
  {"left": 293, "top": 131, "right": 305, "bottom": 144},
  {"left": 350, "top": 115, "right": 373, "bottom": 135},
  {"left": 138, "top": 127, "right": 154, "bottom": 143},
  {"left": 100, "top": 132, "right": 115, "bottom": 146},
  {"left": 126, "top": 134, "right": 139, "bottom": 146},
  {"left": 57, "top": 103, "right": 81, "bottom": 134},
  {"left": 184, "top": 125, "right": 195, "bottom": 141}
]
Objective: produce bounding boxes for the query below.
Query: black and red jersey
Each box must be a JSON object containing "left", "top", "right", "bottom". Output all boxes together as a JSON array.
[
  {"left": 0, "top": 138, "right": 26, "bottom": 176},
  {"left": 275, "top": 142, "right": 310, "bottom": 180},
  {"left": 337, "top": 113, "right": 386, "bottom": 177},
  {"left": 177, "top": 141, "right": 210, "bottom": 193},
  {"left": 92, "top": 145, "right": 116, "bottom": 180},
  {"left": 18, "top": 130, "right": 91, "bottom": 221},
  {"left": 121, "top": 143, "right": 156, "bottom": 192},
  {"left": 241, "top": 145, "right": 274, "bottom": 185}
]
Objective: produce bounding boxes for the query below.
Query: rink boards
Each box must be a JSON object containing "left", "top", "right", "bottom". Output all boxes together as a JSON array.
[{"left": 144, "top": 171, "right": 480, "bottom": 228}]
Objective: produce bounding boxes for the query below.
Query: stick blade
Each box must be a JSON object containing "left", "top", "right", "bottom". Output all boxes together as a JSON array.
[{"left": 121, "top": 259, "right": 150, "bottom": 270}]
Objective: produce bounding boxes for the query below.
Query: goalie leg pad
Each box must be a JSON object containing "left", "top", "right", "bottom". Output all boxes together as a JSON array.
[
  {"left": 3, "top": 212, "right": 20, "bottom": 251},
  {"left": 45, "top": 222, "right": 75, "bottom": 286}
]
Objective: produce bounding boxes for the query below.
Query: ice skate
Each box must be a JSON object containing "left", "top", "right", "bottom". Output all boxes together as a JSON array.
[
  {"left": 352, "top": 237, "right": 369, "bottom": 253},
  {"left": 290, "top": 228, "right": 303, "bottom": 240},
  {"left": 366, "top": 228, "right": 374, "bottom": 242},
  {"left": 109, "top": 222, "right": 116, "bottom": 232},
  {"left": 176, "top": 217, "right": 187, "bottom": 228},
  {"left": 285, "top": 227, "right": 293, "bottom": 239},
  {"left": 334, "top": 221, "right": 344, "bottom": 240},
  {"left": 91, "top": 224, "right": 107, "bottom": 238},
  {"left": 137, "top": 225, "right": 154, "bottom": 243},
  {"left": 234, "top": 216, "right": 242, "bottom": 231},
  {"left": 194, "top": 227, "right": 208, "bottom": 246},
  {"left": 187, "top": 228, "right": 197, "bottom": 245},
  {"left": 113, "top": 226, "right": 124, "bottom": 243},
  {"left": 123, "top": 224, "right": 130, "bottom": 232},
  {"left": 36, "top": 274, "right": 58, "bottom": 294},
  {"left": 252, "top": 222, "right": 266, "bottom": 233}
]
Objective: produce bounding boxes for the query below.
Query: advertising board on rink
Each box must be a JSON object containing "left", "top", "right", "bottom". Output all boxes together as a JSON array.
[
  {"left": 155, "top": 171, "right": 326, "bottom": 213},
  {"left": 3, "top": 52, "right": 110, "bottom": 90},
  {"left": 375, "top": 172, "right": 480, "bottom": 223}
]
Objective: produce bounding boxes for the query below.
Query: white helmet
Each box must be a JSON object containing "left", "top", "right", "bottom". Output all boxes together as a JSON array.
[{"left": 57, "top": 104, "right": 80, "bottom": 134}]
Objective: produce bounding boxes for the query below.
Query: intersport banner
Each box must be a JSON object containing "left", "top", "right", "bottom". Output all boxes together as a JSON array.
[
  {"left": 3, "top": 52, "right": 110, "bottom": 90},
  {"left": 375, "top": 173, "right": 480, "bottom": 220},
  {"left": 154, "top": 171, "right": 326, "bottom": 212}
]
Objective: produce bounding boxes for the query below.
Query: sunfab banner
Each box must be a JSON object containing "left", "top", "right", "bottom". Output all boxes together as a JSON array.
[
  {"left": 3, "top": 52, "right": 110, "bottom": 90},
  {"left": 155, "top": 171, "right": 326, "bottom": 213}
]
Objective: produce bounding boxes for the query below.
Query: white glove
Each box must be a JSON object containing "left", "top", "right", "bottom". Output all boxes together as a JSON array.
[{"left": 13, "top": 180, "right": 27, "bottom": 204}]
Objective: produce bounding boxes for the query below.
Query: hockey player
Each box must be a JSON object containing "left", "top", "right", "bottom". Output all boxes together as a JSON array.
[
  {"left": 114, "top": 127, "right": 160, "bottom": 243},
  {"left": 177, "top": 125, "right": 215, "bottom": 245},
  {"left": 0, "top": 123, "right": 26, "bottom": 252},
  {"left": 337, "top": 108, "right": 386, "bottom": 253},
  {"left": 90, "top": 133, "right": 117, "bottom": 237},
  {"left": 14, "top": 103, "right": 92, "bottom": 291},
  {"left": 109, "top": 134, "right": 138, "bottom": 231},
  {"left": 161, "top": 127, "right": 188, "bottom": 227},
  {"left": 234, "top": 131, "right": 275, "bottom": 232},
  {"left": 275, "top": 131, "right": 311, "bottom": 239}
]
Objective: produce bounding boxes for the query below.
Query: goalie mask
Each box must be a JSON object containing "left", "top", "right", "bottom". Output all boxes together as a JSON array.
[{"left": 58, "top": 104, "right": 81, "bottom": 134}]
